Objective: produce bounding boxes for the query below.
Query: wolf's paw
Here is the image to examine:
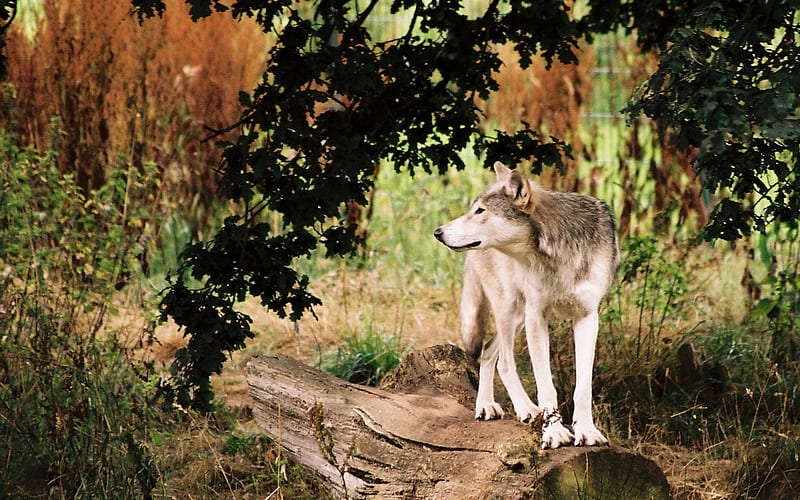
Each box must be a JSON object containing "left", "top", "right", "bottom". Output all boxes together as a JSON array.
[
  {"left": 475, "top": 402, "right": 505, "bottom": 420},
  {"left": 540, "top": 409, "right": 574, "bottom": 449},
  {"left": 514, "top": 403, "right": 541, "bottom": 423},
  {"left": 572, "top": 421, "right": 608, "bottom": 447}
]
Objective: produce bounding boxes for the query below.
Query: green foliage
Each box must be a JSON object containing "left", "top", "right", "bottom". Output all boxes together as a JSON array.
[
  {"left": 596, "top": 253, "right": 797, "bottom": 447},
  {"left": 319, "top": 328, "right": 407, "bottom": 386},
  {"left": 589, "top": 232, "right": 800, "bottom": 490},
  {"left": 733, "top": 433, "right": 800, "bottom": 499},
  {"left": 621, "top": 1, "right": 800, "bottom": 240},
  {"left": 0, "top": 129, "right": 160, "bottom": 497},
  {"left": 614, "top": 235, "right": 689, "bottom": 357},
  {"left": 592, "top": 237, "right": 694, "bottom": 437},
  {"left": 752, "top": 226, "right": 800, "bottom": 367}
]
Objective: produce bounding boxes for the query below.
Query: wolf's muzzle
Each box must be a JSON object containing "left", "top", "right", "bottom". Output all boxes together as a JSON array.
[{"left": 434, "top": 227, "right": 480, "bottom": 250}]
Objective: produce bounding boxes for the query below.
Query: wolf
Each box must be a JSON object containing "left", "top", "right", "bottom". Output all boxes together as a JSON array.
[{"left": 434, "top": 162, "right": 619, "bottom": 449}]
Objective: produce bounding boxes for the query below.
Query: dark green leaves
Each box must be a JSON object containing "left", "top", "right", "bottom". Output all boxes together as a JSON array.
[
  {"left": 705, "top": 199, "right": 752, "bottom": 241},
  {"left": 129, "top": 0, "right": 166, "bottom": 21},
  {"left": 478, "top": 128, "right": 571, "bottom": 175},
  {"left": 622, "top": 0, "right": 800, "bottom": 239}
]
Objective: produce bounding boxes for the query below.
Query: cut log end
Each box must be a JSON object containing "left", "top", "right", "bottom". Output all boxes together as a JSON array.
[
  {"left": 246, "top": 345, "right": 670, "bottom": 499},
  {"left": 532, "top": 446, "right": 670, "bottom": 500}
]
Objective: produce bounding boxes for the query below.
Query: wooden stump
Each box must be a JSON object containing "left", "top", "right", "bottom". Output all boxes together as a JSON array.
[{"left": 246, "top": 345, "right": 670, "bottom": 499}]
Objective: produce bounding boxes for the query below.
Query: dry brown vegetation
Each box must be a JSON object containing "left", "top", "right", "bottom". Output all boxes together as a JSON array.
[{"left": 5, "top": 0, "right": 264, "bottom": 202}]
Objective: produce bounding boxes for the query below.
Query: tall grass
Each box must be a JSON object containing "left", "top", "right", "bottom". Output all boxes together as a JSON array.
[
  {"left": 4, "top": 0, "right": 265, "bottom": 214},
  {"left": 0, "top": 123, "right": 328, "bottom": 499}
]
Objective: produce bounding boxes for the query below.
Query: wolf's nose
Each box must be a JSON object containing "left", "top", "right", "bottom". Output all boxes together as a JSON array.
[{"left": 433, "top": 227, "right": 444, "bottom": 242}]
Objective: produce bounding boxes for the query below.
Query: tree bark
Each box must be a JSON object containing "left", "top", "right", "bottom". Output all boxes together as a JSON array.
[{"left": 246, "top": 345, "right": 670, "bottom": 499}]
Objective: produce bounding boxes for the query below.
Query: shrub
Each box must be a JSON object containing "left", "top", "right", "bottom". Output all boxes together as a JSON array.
[{"left": 0, "top": 127, "right": 160, "bottom": 497}]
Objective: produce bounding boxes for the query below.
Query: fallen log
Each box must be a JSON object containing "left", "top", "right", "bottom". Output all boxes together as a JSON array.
[{"left": 246, "top": 344, "right": 670, "bottom": 499}]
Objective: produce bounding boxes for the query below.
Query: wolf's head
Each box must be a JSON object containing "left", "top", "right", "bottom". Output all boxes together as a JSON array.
[{"left": 434, "top": 162, "right": 537, "bottom": 253}]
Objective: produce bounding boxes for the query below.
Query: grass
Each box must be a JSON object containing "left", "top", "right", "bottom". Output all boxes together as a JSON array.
[
  {"left": 317, "top": 326, "right": 407, "bottom": 386},
  {"left": 147, "top": 408, "right": 330, "bottom": 499}
]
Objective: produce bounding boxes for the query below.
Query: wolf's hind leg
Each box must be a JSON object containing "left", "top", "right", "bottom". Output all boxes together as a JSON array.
[
  {"left": 460, "top": 263, "right": 489, "bottom": 362},
  {"left": 461, "top": 262, "right": 504, "bottom": 419}
]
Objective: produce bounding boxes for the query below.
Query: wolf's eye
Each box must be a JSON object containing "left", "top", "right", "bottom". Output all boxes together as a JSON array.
[{"left": 474, "top": 207, "right": 485, "bottom": 215}]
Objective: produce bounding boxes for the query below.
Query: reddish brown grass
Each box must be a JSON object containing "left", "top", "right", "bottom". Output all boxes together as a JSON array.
[{"left": 5, "top": 0, "right": 265, "bottom": 206}]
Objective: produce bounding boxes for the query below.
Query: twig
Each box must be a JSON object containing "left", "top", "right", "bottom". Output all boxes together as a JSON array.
[
  {"left": 201, "top": 112, "right": 253, "bottom": 143},
  {"left": 352, "top": 0, "right": 380, "bottom": 31}
]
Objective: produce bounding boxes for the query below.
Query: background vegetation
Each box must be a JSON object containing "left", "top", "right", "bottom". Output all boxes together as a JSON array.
[{"left": 1, "top": 0, "right": 798, "bottom": 498}]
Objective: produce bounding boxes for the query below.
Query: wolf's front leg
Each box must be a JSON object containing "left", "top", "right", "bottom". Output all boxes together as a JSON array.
[
  {"left": 572, "top": 420, "right": 608, "bottom": 446},
  {"left": 572, "top": 310, "right": 608, "bottom": 446},
  {"left": 525, "top": 308, "right": 573, "bottom": 448}
]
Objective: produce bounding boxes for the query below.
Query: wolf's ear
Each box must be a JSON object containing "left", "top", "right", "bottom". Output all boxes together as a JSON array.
[
  {"left": 507, "top": 172, "right": 531, "bottom": 206},
  {"left": 493, "top": 162, "right": 512, "bottom": 183},
  {"left": 494, "top": 162, "right": 532, "bottom": 206}
]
